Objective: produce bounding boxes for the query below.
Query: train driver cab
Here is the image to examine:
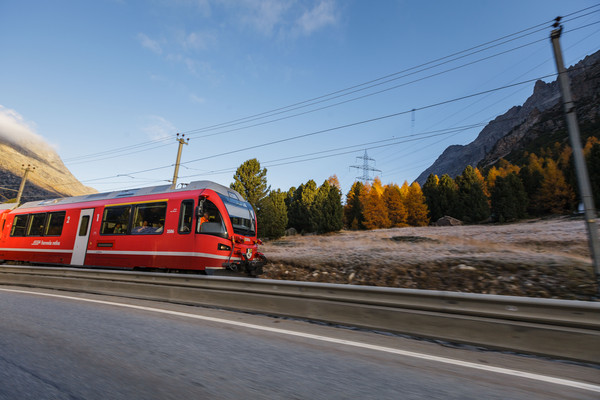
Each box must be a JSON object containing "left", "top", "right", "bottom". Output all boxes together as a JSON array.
[{"left": 196, "top": 199, "right": 227, "bottom": 238}]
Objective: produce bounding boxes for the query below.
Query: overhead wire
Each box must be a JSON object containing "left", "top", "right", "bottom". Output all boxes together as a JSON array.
[
  {"left": 75, "top": 72, "right": 558, "bottom": 186},
  {"left": 64, "top": 16, "right": 600, "bottom": 168},
  {"left": 27, "top": 6, "right": 599, "bottom": 193},
  {"left": 60, "top": 5, "right": 599, "bottom": 165}
]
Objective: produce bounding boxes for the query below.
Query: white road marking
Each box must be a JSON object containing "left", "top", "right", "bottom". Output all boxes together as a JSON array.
[{"left": 1, "top": 287, "right": 598, "bottom": 393}]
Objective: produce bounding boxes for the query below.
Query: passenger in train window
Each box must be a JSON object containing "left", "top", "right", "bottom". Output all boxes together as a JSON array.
[
  {"left": 133, "top": 221, "right": 150, "bottom": 233},
  {"left": 113, "top": 223, "right": 123, "bottom": 234},
  {"left": 155, "top": 222, "right": 164, "bottom": 233}
]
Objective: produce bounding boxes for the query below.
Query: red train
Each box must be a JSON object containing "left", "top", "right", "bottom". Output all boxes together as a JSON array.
[{"left": 0, "top": 181, "right": 266, "bottom": 276}]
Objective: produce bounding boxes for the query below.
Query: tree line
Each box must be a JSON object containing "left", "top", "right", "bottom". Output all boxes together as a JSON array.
[{"left": 230, "top": 137, "right": 600, "bottom": 239}]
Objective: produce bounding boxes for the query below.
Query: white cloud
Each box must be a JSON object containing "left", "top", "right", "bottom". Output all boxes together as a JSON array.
[
  {"left": 137, "top": 33, "right": 163, "bottom": 54},
  {"left": 141, "top": 115, "right": 176, "bottom": 141},
  {"left": 0, "top": 105, "right": 56, "bottom": 151},
  {"left": 189, "top": 93, "right": 206, "bottom": 104},
  {"left": 236, "top": 0, "right": 293, "bottom": 36},
  {"left": 181, "top": 30, "right": 217, "bottom": 51},
  {"left": 296, "top": 0, "right": 338, "bottom": 35}
]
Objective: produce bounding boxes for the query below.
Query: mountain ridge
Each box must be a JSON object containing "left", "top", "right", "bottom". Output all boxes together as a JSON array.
[
  {"left": 415, "top": 50, "right": 600, "bottom": 184},
  {"left": 0, "top": 136, "right": 96, "bottom": 204}
]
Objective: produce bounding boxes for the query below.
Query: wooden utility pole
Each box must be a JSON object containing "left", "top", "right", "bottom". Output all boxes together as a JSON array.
[
  {"left": 170, "top": 133, "right": 189, "bottom": 189},
  {"left": 15, "top": 164, "right": 35, "bottom": 206},
  {"left": 550, "top": 18, "right": 600, "bottom": 294}
]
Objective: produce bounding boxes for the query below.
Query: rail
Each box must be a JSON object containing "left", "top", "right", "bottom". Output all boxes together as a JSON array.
[{"left": 0, "top": 265, "right": 598, "bottom": 364}]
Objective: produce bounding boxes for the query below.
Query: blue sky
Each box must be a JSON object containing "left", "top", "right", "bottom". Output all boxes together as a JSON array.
[{"left": 1, "top": 1, "right": 599, "bottom": 198}]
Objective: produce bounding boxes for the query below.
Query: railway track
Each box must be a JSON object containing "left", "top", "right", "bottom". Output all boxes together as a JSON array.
[{"left": 1, "top": 264, "right": 598, "bottom": 364}]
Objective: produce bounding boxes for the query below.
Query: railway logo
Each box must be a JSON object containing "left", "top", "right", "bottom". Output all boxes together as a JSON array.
[{"left": 31, "top": 240, "right": 61, "bottom": 246}]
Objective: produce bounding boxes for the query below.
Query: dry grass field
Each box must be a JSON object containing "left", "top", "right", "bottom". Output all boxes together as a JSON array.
[{"left": 259, "top": 216, "right": 598, "bottom": 300}]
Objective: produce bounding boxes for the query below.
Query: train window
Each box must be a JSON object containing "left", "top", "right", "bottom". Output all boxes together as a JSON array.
[
  {"left": 218, "top": 194, "right": 256, "bottom": 236},
  {"left": 79, "top": 216, "right": 90, "bottom": 236},
  {"left": 10, "top": 214, "right": 29, "bottom": 237},
  {"left": 101, "top": 205, "right": 131, "bottom": 235},
  {"left": 131, "top": 202, "right": 167, "bottom": 235},
  {"left": 197, "top": 199, "right": 227, "bottom": 238},
  {"left": 27, "top": 213, "right": 47, "bottom": 236},
  {"left": 178, "top": 199, "right": 194, "bottom": 234},
  {"left": 45, "top": 211, "right": 66, "bottom": 236}
]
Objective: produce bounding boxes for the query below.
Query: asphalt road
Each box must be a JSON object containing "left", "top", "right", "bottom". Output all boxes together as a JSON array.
[{"left": 0, "top": 287, "right": 598, "bottom": 400}]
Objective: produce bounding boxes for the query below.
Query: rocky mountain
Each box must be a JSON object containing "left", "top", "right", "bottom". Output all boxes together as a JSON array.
[
  {"left": 415, "top": 50, "right": 600, "bottom": 184},
  {"left": 0, "top": 133, "right": 96, "bottom": 204}
]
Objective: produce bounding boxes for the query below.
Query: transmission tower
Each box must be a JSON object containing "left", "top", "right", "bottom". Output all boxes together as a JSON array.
[{"left": 350, "top": 150, "right": 381, "bottom": 183}]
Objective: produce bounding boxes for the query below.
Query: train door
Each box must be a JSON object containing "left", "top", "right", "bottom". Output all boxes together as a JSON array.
[{"left": 70, "top": 208, "right": 94, "bottom": 265}]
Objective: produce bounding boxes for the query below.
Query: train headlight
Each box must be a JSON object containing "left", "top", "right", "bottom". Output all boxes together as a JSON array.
[{"left": 218, "top": 243, "right": 231, "bottom": 251}]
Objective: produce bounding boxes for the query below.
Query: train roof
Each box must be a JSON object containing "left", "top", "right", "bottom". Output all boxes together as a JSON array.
[
  {"left": 0, "top": 203, "right": 17, "bottom": 211},
  {"left": 15, "top": 180, "right": 247, "bottom": 210}
]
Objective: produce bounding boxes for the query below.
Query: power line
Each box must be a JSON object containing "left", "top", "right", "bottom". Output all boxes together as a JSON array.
[
  {"left": 63, "top": 17, "right": 600, "bottom": 169},
  {"left": 60, "top": 6, "right": 599, "bottom": 165},
  {"left": 180, "top": 7, "right": 598, "bottom": 137},
  {"left": 60, "top": 71, "right": 558, "bottom": 187}
]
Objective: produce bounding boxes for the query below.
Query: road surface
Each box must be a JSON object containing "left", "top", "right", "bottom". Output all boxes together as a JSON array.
[{"left": 0, "top": 287, "right": 598, "bottom": 399}]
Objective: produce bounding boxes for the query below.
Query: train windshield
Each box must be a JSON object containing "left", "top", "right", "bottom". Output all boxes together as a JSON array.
[{"left": 218, "top": 194, "right": 256, "bottom": 236}]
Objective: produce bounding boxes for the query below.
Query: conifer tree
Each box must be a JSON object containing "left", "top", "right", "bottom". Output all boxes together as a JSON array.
[
  {"left": 519, "top": 157, "right": 545, "bottom": 216},
  {"left": 405, "top": 182, "right": 429, "bottom": 226},
  {"left": 230, "top": 158, "right": 270, "bottom": 212},
  {"left": 438, "top": 174, "right": 459, "bottom": 218},
  {"left": 455, "top": 165, "right": 490, "bottom": 223},
  {"left": 258, "top": 189, "right": 288, "bottom": 239},
  {"left": 314, "top": 180, "right": 343, "bottom": 233},
  {"left": 287, "top": 181, "right": 318, "bottom": 233},
  {"left": 383, "top": 183, "right": 407, "bottom": 227},
  {"left": 535, "top": 159, "right": 576, "bottom": 214},
  {"left": 288, "top": 180, "right": 318, "bottom": 233},
  {"left": 422, "top": 174, "right": 442, "bottom": 222},
  {"left": 344, "top": 181, "right": 365, "bottom": 230},
  {"left": 474, "top": 167, "right": 490, "bottom": 198},
  {"left": 327, "top": 175, "right": 341, "bottom": 191},
  {"left": 491, "top": 173, "right": 528, "bottom": 222},
  {"left": 587, "top": 142, "right": 600, "bottom": 208},
  {"left": 360, "top": 182, "right": 390, "bottom": 230},
  {"left": 487, "top": 159, "right": 521, "bottom": 190}
]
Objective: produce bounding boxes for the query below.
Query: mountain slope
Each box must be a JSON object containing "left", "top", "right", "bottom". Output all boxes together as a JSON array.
[
  {"left": 415, "top": 50, "right": 600, "bottom": 184},
  {"left": 0, "top": 137, "right": 96, "bottom": 203}
]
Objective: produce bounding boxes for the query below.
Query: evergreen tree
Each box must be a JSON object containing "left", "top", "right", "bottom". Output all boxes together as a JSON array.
[
  {"left": 455, "top": 165, "right": 490, "bottom": 223},
  {"left": 230, "top": 159, "right": 269, "bottom": 212},
  {"left": 422, "top": 174, "right": 442, "bottom": 222},
  {"left": 287, "top": 180, "right": 318, "bottom": 233},
  {"left": 258, "top": 189, "right": 288, "bottom": 239},
  {"left": 587, "top": 142, "right": 600, "bottom": 208},
  {"left": 343, "top": 181, "right": 365, "bottom": 230},
  {"left": 519, "top": 164, "right": 544, "bottom": 216},
  {"left": 491, "top": 173, "right": 528, "bottom": 222},
  {"left": 284, "top": 186, "right": 295, "bottom": 228},
  {"left": 314, "top": 180, "right": 343, "bottom": 233},
  {"left": 287, "top": 184, "right": 304, "bottom": 232},
  {"left": 438, "top": 174, "right": 459, "bottom": 218},
  {"left": 383, "top": 184, "right": 407, "bottom": 227},
  {"left": 405, "top": 182, "right": 430, "bottom": 226}
]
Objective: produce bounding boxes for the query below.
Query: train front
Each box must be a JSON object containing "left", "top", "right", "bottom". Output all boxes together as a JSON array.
[{"left": 212, "top": 192, "right": 266, "bottom": 276}]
